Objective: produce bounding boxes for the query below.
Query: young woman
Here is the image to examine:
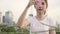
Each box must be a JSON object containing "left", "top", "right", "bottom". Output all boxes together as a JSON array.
[{"left": 17, "top": 0, "right": 56, "bottom": 34}]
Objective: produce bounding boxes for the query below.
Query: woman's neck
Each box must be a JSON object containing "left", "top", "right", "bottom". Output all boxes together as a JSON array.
[{"left": 36, "top": 14, "right": 45, "bottom": 20}]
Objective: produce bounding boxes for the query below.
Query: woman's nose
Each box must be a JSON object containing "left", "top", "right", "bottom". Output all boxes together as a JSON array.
[{"left": 37, "top": 3, "right": 43, "bottom": 8}]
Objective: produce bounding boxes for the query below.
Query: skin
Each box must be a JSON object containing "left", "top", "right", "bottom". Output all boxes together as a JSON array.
[
  {"left": 34, "top": 0, "right": 48, "bottom": 20},
  {"left": 17, "top": 0, "right": 56, "bottom": 34}
]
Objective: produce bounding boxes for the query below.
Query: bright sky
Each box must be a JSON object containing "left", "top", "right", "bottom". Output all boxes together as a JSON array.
[{"left": 0, "top": 0, "right": 60, "bottom": 23}]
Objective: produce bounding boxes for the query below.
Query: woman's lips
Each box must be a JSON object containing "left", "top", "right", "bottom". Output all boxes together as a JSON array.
[{"left": 38, "top": 8, "right": 43, "bottom": 11}]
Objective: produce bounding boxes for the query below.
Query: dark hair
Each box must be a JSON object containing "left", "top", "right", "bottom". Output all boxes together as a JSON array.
[
  {"left": 44, "top": 0, "right": 48, "bottom": 14},
  {"left": 45, "top": 0, "right": 48, "bottom": 3}
]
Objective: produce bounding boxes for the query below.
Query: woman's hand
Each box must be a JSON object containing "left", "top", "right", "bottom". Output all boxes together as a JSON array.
[{"left": 27, "top": 0, "right": 35, "bottom": 8}]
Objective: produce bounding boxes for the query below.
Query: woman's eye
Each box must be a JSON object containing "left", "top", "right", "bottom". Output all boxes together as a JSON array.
[{"left": 42, "top": 2, "right": 44, "bottom": 5}]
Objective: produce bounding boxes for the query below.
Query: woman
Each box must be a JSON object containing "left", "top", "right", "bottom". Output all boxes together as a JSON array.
[{"left": 17, "top": 0, "right": 56, "bottom": 34}]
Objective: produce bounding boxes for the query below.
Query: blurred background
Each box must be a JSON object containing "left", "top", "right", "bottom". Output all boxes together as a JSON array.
[{"left": 0, "top": 0, "right": 60, "bottom": 34}]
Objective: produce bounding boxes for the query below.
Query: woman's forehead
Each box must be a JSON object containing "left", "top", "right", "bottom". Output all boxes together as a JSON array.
[
  {"left": 34, "top": 0, "right": 45, "bottom": 2},
  {"left": 34, "top": 0, "right": 45, "bottom": 3}
]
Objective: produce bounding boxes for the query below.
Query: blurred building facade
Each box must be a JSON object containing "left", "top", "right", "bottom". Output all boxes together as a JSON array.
[
  {"left": 4, "top": 11, "right": 14, "bottom": 26},
  {"left": 0, "top": 12, "right": 2, "bottom": 24},
  {"left": 29, "top": 14, "right": 33, "bottom": 16},
  {"left": 2, "top": 16, "right": 5, "bottom": 23},
  {"left": 56, "top": 21, "right": 60, "bottom": 29}
]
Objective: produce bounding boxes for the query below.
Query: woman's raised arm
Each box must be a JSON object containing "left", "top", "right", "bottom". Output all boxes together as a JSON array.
[{"left": 17, "top": 0, "right": 34, "bottom": 28}]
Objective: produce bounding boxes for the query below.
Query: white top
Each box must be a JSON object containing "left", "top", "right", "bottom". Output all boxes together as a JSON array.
[{"left": 27, "top": 15, "right": 56, "bottom": 34}]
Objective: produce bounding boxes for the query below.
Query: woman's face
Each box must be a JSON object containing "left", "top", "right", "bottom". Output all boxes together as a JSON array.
[{"left": 34, "top": 0, "right": 48, "bottom": 15}]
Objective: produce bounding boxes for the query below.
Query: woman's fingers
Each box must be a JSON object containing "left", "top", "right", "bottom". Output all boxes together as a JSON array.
[{"left": 28, "top": 0, "right": 35, "bottom": 7}]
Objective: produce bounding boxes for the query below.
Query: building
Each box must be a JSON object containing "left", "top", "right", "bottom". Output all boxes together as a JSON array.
[
  {"left": 29, "top": 14, "right": 33, "bottom": 16},
  {"left": 0, "top": 12, "right": 2, "bottom": 24},
  {"left": 5, "top": 11, "right": 14, "bottom": 26},
  {"left": 2, "top": 16, "right": 5, "bottom": 23},
  {"left": 56, "top": 21, "right": 60, "bottom": 29}
]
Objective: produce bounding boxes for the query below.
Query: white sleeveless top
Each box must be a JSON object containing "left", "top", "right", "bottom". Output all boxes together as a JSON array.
[{"left": 27, "top": 15, "right": 56, "bottom": 34}]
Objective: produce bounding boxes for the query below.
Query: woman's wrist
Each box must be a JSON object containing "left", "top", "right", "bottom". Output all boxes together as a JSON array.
[{"left": 25, "top": 4, "right": 30, "bottom": 11}]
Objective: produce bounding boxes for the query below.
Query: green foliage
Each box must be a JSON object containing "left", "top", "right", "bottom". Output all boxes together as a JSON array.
[
  {"left": 0, "top": 24, "right": 29, "bottom": 34},
  {"left": 5, "top": 26, "right": 15, "bottom": 32},
  {"left": 56, "top": 28, "right": 60, "bottom": 32},
  {"left": 1, "top": 27, "right": 7, "bottom": 32},
  {"left": 56, "top": 32, "right": 60, "bottom": 34},
  {"left": 1, "top": 24, "right": 60, "bottom": 34},
  {"left": 0, "top": 26, "right": 15, "bottom": 32}
]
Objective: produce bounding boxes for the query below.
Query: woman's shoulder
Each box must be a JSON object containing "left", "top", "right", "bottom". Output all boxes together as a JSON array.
[
  {"left": 46, "top": 15, "right": 55, "bottom": 22},
  {"left": 46, "top": 15, "right": 56, "bottom": 26}
]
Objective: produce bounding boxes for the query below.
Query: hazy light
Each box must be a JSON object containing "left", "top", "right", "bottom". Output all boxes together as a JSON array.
[{"left": 0, "top": 0, "right": 60, "bottom": 23}]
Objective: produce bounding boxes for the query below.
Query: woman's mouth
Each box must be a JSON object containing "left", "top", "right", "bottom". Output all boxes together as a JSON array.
[{"left": 38, "top": 8, "right": 43, "bottom": 11}]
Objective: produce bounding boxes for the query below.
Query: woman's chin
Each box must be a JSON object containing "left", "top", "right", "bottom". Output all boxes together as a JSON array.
[
  {"left": 38, "top": 11, "right": 44, "bottom": 14},
  {"left": 38, "top": 10, "right": 43, "bottom": 13}
]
